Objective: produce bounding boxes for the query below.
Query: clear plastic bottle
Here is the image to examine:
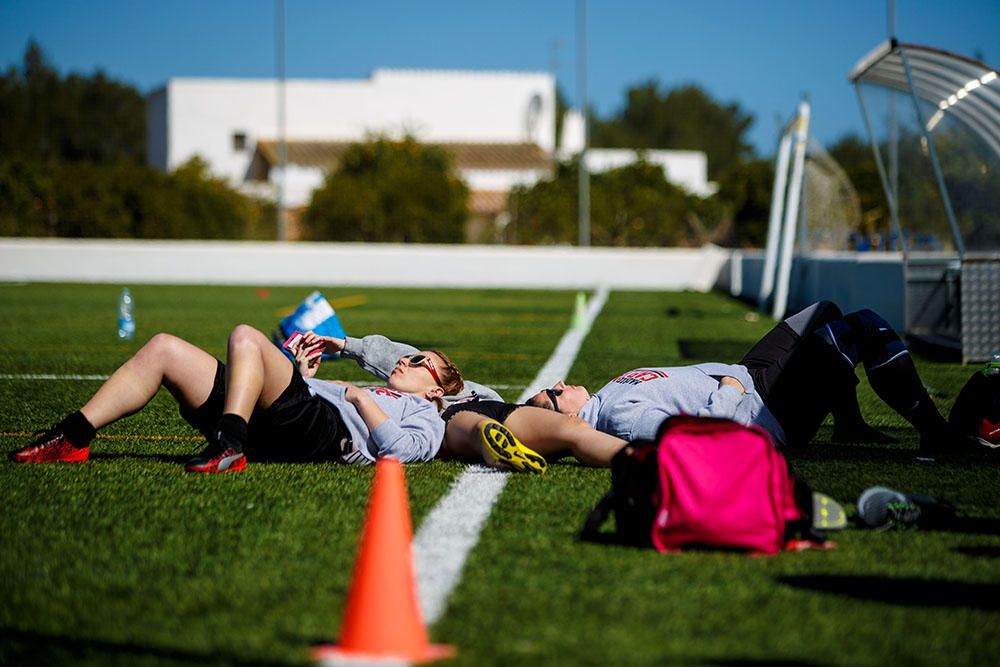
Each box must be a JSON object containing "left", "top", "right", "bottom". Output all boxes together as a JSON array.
[{"left": 117, "top": 288, "right": 135, "bottom": 340}]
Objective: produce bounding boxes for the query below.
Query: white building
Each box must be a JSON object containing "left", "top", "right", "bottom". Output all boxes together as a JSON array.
[{"left": 147, "top": 69, "right": 716, "bottom": 236}]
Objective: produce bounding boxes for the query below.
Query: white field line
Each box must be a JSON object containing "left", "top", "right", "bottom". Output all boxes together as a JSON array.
[
  {"left": 411, "top": 286, "right": 610, "bottom": 626},
  {"left": 0, "top": 374, "right": 526, "bottom": 392}
]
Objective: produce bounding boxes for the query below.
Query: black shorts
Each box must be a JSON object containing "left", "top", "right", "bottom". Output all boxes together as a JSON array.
[
  {"left": 180, "top": 361, "right": 351, "bottom": 462},
  {"left": 441, "top": 399, "right": 524, "bottom": 425},
  {"left": 739, "top": 301, "right": 856, "bottom": 446}
]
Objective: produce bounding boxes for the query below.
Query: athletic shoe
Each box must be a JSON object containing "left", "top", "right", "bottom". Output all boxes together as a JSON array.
[
  {"left": 811, "top": 492, "right": 847, "bottom": 531},
  {"left": 977, "top": 418, "right": 1000, "bottom": 449},
  {"left": 185, "top": 431, "right": 246, "bottom": 474},
  {"left": 857, "top": 486, "right": 921, "bottom": 530},
  {"left": 479, "top": 420, "right": 546, "bottom": 474},
  {"left": 9, "top": 426, "right": 89, "bottom": 463}
]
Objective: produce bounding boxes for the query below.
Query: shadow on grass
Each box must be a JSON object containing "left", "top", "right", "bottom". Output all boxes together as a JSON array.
[
  {"left": 0, "top": 626, "right": 295, "bottom": 667},
  {"left": 777, "top": 575, "right": 1000, "bottom": 610},
  {"left": 785, "top": 442, "right": 919, "bottom": 463},
  {"left": 678, "top": 339, "right": 751, "bottom": 362},
  {"left": 953, "top": 545, "right": 1000, "bottom": 559}
]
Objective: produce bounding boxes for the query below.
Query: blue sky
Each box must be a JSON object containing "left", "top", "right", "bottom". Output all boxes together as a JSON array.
[{"left": 2, "top": 0, "right": 997, "bottom": 156}]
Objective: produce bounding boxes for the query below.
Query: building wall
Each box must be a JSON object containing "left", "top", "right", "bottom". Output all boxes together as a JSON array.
[
  {"left": 149, "top": 70, "right": 557, "bottom": 187},
  {"left": 0, "top": 238, "right": 730, "bottom": 292}
]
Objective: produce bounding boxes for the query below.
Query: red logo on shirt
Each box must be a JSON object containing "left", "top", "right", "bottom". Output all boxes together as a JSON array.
[
  {"left": 368, "top": 387, "right": 403, "bottom": 399},
  {"left": 612, "top": 369, "right": 668, "bottom": 386}
]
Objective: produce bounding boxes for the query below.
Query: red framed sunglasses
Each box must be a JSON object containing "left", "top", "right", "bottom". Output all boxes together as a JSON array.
[{"left": 405, "top": 354, "right": 442, "bottom": 387}]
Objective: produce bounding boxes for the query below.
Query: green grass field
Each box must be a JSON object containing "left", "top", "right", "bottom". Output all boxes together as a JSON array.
[{"left": 1, "top": 283, "right": 997, "bottom": 666}]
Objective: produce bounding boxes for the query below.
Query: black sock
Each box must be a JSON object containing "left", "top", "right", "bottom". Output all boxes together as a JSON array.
[
  {"left": 214, "top": 413, "right": 248, "bottom": 451},
  {"left": 867, "top": 357, "right": 948, "bottom": 436},
  {"left": 59, "top": 411, "right": 96, "bottom": 447}
]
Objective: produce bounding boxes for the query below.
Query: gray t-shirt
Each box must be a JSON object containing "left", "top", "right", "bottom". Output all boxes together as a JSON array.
[
  {"left": 304, "top": 379, "right": 445, "bottom": 463},
  {"left": 577, "top": 363, "right": 787, "bottom": 446},
  {"left": 342, "top": 334, "right": 503, "bottom": 405}
]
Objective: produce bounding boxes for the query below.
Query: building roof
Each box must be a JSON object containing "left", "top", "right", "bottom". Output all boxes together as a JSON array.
[{"left": 255, "top": 140, "right": 552, "bottom": 172}]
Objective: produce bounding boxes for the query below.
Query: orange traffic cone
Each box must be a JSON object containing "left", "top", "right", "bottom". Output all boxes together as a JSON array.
[{"left": 312, "top": 457, "right": 456, "bottom": 664}]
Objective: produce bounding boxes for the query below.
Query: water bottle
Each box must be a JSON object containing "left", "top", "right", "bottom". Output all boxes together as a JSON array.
[{"left": 117, "top": 288, "right": 135, "bottom": 340}]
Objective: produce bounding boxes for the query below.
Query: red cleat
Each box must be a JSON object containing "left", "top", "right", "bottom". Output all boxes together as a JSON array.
[
  {"left": 978, "top": 418, "right": 1000, "bottom": 449},
  {"left": 185, "top": 432, "right": 246, "bottom": 473},
  {"left": 10, "top": 427, "right": 89, "bottom": 463}
]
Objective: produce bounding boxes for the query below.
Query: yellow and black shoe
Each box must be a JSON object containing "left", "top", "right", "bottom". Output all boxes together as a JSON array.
[{"left": 479, "top": 420, "right": 547, "bottom": 474}]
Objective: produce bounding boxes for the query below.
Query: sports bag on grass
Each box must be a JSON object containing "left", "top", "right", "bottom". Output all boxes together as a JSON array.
[{"left": 580, "top": 416, "right": 820, "bottom": 555}]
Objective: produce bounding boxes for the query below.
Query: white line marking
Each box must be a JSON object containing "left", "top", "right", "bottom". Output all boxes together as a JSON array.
[{"left": 412, "top": 286, "right": 610, "bottom": 626}]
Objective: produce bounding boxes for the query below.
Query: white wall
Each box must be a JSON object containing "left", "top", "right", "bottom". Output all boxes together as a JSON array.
[
  {"left": 0, "top": 239, "right": 730, "bottom": 292},
  {"left": 583, "top": 149, "right": 717, "bottom": 197},
  {"left": 719, "top": 250, "right": 908, "bottom": 330}
]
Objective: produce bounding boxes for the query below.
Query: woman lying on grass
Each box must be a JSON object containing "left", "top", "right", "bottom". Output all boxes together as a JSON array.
[
  {"left": 526, "top": 301, "right": 971, "bottom": 456},
  {"left": 10, "top": 325, "right": 464, "bottom": 472},
  {"left": 294, "top": 331, "right": 630, "bottom": 474}
]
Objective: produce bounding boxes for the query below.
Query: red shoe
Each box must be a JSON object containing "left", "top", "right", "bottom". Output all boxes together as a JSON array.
[
  {"left": 10, "top": 427, "right": 89, "bottom": 463},
  {"left": 185, "top": 432, "right": 246, "bottom": 473},
  {"left": 978, "top": 419, "right": 1000, "bottom": 449}
]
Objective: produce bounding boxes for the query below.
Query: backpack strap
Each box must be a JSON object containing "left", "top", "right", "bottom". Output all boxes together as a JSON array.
[{"left": 579, "top": 488, "right": 619, "bottom": 544}]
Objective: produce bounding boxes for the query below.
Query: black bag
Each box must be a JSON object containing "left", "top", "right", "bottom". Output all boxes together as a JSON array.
[{"left": 949, "top": 363, "right": 1000, "bottom": 447}]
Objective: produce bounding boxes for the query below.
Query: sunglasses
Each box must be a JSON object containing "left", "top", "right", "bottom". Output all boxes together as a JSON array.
[
  {"left": 405, "top": 354, "right": 442, "bottom": 387},
  {"left": 545, "top": 388, "right": 563, "bottom": 412}
]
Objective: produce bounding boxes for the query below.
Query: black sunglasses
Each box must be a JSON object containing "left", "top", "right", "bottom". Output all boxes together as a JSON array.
[{"left": 545, "top": 388, "right": 563, "bottom": 412}]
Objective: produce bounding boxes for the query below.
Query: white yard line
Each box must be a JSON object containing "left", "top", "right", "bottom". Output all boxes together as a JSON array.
[{"left": 412, "top": 286, "right": 610, "bottom": 626}]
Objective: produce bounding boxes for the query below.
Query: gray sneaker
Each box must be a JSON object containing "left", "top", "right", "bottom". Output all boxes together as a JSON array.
[{"left": 857, "top": 486, "right": 921, "bottom": 530}]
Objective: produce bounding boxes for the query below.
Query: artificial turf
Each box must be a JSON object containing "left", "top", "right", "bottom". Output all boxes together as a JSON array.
[{"left": 0, "top": 283, "right": 997, "bottom": 666}]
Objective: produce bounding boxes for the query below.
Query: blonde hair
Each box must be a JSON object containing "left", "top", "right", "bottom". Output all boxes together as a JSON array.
[{"left": 429, "top": 349, "right": 464, "bottom": 410}]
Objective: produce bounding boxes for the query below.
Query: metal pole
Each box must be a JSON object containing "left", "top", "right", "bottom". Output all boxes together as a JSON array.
[
  {"left": 276, "top": 0, "right": 287, "bottom": 241},
  {"left": 759, "top": 131, "right": 793, "bottom": 306},
  {"left": 577, "top": 0, "right": 590, "bottom": 246},
  {"left": 899, "top": 47, "right": 966, "bottom": 256},
  {"left": 773, "top": 100, "right": 810, "bottom": 321}
]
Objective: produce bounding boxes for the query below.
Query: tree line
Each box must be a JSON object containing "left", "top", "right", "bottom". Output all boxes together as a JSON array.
[
  {"left": 4, "top": 41, "right": 922, "bottom": 248},
  {"left": 0, "top": 42, "right": 275, "bottom": 239}
]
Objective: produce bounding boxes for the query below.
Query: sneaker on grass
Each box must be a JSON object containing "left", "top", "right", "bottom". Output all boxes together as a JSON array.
[
  {"left": 9, "top": 426, "right": 89, "bottom": 463},
  {"left": 479, "top": 420, "right": 546, "bottom": 474},
  {"left": 185, "top": 431, "right": 246, "bottom": 474}
]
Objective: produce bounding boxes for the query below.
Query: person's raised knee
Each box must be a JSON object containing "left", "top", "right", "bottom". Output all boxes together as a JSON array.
[{"left": 228, "top": 323, "right": 264, "bottom": 348}]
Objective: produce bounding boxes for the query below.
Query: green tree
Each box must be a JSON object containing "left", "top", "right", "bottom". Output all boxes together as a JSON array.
[
  {"left": 716, "top": 158, "right": 774, "bottom": 247},
  {"left": 828, "top": 134, "right": 888, "bottom": 239},
  {"left": 0, "top": 40, "right": 146, "bottom": 164},
  {"left": 509, "top": 159, "right": 707, "bottom": 247},
  {"left": 302, "top": 138, "right": 468, "bottom": 243},
  {"left": 591, "top": 82, "right": 755, "bottom": 178}
]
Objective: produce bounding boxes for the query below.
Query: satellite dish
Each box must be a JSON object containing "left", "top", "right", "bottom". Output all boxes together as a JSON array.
[{"left": 525, "top": 94, "right": 543, "bottom": 143}]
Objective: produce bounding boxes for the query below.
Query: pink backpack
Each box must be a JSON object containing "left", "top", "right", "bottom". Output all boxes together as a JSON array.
[{"left": 581, "top": 416, "right": 822, "bottom": 555}]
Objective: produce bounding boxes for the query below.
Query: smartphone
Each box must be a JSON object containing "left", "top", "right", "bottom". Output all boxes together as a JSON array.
[{"left": 282, "top": 330, "right": 307, "bottom": 352}]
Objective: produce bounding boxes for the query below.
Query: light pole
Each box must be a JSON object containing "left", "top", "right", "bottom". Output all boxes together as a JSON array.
[
  {"left": 577, "top": 0, "right": 590, "bottom": 247},
  {"left": 276, "top": 0, "right": 287, "bottom": 241}
]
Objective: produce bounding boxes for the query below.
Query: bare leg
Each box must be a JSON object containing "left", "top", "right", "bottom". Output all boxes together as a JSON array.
[
  {"left": 222, "top": 324, "right": 295, "bottom": 420},
  {"left": 442, "top": 407, "right": 627, "bottom": 468},
  {"left": 80, "top": 333, "right": 219, "bottom": 429},
  {"left": 504, "top": 407, "right": 627, "bottom": 467}
]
